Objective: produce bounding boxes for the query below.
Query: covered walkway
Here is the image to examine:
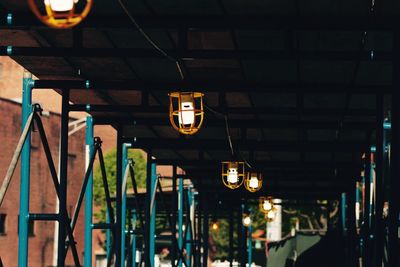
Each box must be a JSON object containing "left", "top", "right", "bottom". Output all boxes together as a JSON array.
[{"left": 0, "top": 0, "right": 400, "bottom": 266}]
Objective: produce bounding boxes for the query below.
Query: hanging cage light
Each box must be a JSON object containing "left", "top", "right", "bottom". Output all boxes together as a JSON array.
[
  {"left": 211, "top": 220, "right": 219, "bottom": 231},
  {"left": 242, "top": 213, "right": 252, "bottom": 227},
  {"left": 265, "top": 208, "right": 277, "bottom": 222},
  {"left": 28, "top": 0, "right": 93, "bottom": 29},
  {"left": 221, "top": 161, "right": 245, "bottom": 189},
  {"left": 244, "top": 172, "right": 263, "bottom": 192},
  {"left": 259, "top": 197, "right": 274, "bottom": 214},
  {"left": 169, "top": 92, "right": 204, "bottom": 135}
]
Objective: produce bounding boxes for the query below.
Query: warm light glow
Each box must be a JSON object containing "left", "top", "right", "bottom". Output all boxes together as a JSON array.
[
  {"left": 265, "top": 208, "right": 277, "bottom": 222},
  {"left": 259, "top": 197, "right": 274, "bottom": 214},
  {"left": 221, "top": 161, "right": 245, "bottom": 189},
  {"left": 243, "top": 215, "right": 251, "bottom": 227},
  {"left": 267, "top": 210, "right": 275, "bottom": 219},
  {"left": 169, "top": 92, "right": 204, "bottom": 135},
  {"left": 211, "top": 222, "right": 219, "bottom": 231},
  {"left": 249, "top": 176, "right": 259, "bottom": 188},
  {"left": 46, "top": 0, "right": 76, "bottom": 12},
  {"left": 227, "top": 167, "right": 239, "bottom": 183},
  {"left": 29, "top": 0, "right": 93, "bottom": 28},
  {"left": 178, "top": 101, "right": 195, "bottom": 125},
  {"left": 244, "top": 172, "right": 263, "bottom": 192},
  {"left": 263, "top": 201, "right": 272, "bottom": 211}
]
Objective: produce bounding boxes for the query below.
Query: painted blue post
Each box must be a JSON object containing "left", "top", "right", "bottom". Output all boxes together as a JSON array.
[
  {"left": 185, "top": 189, "right": 193, "bottom": 267},
  {"left": 121, "top": 143, "right": 131, "bottom": 267},
  {"left": 106, "top": 209, "right": 111, "bottom": 260},
  {"left": 178, "top": 177, "right": 184, "bottom": 267},
  {"left": 248, "top": 210, "right": 253, "bottom": 267},
  {"left": 84, "top": 116, "right": 94, "bottom": 267},
  {"left": 131, "top": 209, "right": 137, "bottom": 267},
  {"left": 149, "top": 163, "right": 157, "bottom": 267},
  {"left": 341, "top": 193, "right": 347, "bottom": 235},
  {"left": 18, "top": 71, "right": 33, "bottom": 267},
  {"left": 369, "top": 160, "right": 374, "bottom": 228},
  {"left": 356, "top": 182, "right": 360, "bottom": 228}
]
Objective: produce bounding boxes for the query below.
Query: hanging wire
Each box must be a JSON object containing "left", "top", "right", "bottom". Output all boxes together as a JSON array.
[
  {"left": 117, "top": 0, "right": 255, "bottom": 168},
  {"left": 117, "top": 0, "right": 185, "bottom": 80},
  {"left": 204, "top": 103, "right": 254, "bottom": 168},
  {"left": 204, "top": 103, "right": 234, "bottom": 156}
]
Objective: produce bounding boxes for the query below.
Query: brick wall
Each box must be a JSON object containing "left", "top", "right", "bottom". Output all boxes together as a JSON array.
[{"left": 0, "top": 98, "right": 87, "bottom": 267}]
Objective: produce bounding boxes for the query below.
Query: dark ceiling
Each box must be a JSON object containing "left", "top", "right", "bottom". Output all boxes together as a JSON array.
[{"left": 0, "top": 0, "right": 395, "bottom": 200}]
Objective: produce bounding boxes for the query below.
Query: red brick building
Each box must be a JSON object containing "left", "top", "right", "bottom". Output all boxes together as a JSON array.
[{"left": 0, "top": 97, "right": 87, "bottom": 267}]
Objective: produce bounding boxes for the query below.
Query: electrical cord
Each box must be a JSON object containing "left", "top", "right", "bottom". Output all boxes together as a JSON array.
[
  {"left": 118, "top": 0, "right": 256, "bottom": 169},
  {"left": 117, "top": 0, "right": 185, "bottom": 80}
]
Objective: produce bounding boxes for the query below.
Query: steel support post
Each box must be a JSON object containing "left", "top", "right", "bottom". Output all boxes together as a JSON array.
[
  {"left": 149, "top": 162, "right": 157, "bottom": 267},
  {"left": 347, "top": 180, "right": 357, "bottom": 267},
  {"left": 84, "top": 116, "right": 94, "bottom": 267},
  {"left": 202, "top": 199, "right": 209, "bottom": 267},
  {"left": 240, "top": 204, "right": 246, "bottom": 267},
  {"left": 115, "top": 126, "right": 123, "bottom": 267},
  {"left": 374, "top": 93, "right": 384, "bottom": 267},
  {"left": 185, "top": 189, "right": 193, "bottom": 267},
  {"left": 248, "top": 211, "right": 253, "bottom": 267},
  {"left": 197, "top": 202, "right": 202, "bottom": 267},
  {"left": 178, "top": 175, "right": 184, "bottom": 267},
  {"left": 106, "top": 209, "right": 111, "bottom": 260},
  {"left": 121, "top": 143, "right": 131, "bottom": 267},
  {"left": 144, "top": 153, "right": 151, "bottom": 267},
  {"left": 18, "top": 71, "right": 33, "bottom": 267},
  {"left": 363, "top": 151, "right": 372, "bottom": 267},
  {"left": 229, "top": 209, "right": 234, "bottom": 267},
  {"left": 57, "top": 90, "right": 70, "bottom": 267},
  {"left": 172, "top": 165, "right": 177, "bottom": 267},
  {"left": 131, "top": 209, "right": 137, "bottom": 267},
  {"left": 341, "top": 193, "right": 347, "bottom": 236},
  {"left": 388, "top": 31, "right": 400, "bottom": 267}
]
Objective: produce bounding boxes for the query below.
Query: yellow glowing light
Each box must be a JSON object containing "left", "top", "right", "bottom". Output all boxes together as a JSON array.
[
  {"left": 169, "top": 92, "right": 204, "bottom": 135},
  {"left": 28, "top": 0, "right": 93, "bottom": 29},
  {"left": 221, "top": 161, "right": 245, "bottom": 189},
  {"left": 244, "top": 172, "right": 263, "bottom": 193}
]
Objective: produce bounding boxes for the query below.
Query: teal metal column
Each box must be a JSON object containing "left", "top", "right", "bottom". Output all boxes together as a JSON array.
[
  {"left": 248, "top": 210, "right": 253, "bottom": 267},
  {"left": 106, "top": 209, "right": 111, "bottom": 260},
  {"left": 131, "top": 209, "right": 137, "bottom": 267},
  {"left": 149, "top": 163, "right": 157, "bottom": 267},
  {"left": 178, "top": 177, "right": 184, "bottom": 267},
  {"left": 121, "top": 143, "right": 131, "bottom": 267},
  {"left": 84, "top": 116, "right": 94, "bottom": 267},
  {"left": 186, "top": 189, "right": 193, "bottom": 267},
  {"left": 18, "top": 71, "right": 33, "bottom": 267},
  {"left": 341, "top": 193, "right": 347, "bottom": 235}
]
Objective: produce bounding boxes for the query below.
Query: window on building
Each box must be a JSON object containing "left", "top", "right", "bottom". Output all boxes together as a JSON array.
[
  {"left": 17, "top": 215, "right": 35, "bottom": 237},
  {"left": 0, "top": 214, "right": 6, "bottom": 235}
]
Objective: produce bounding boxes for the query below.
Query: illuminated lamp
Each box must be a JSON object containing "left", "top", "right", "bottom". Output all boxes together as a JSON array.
[
  {"left": 169, "top": 92, "right": 204, "bottom": 135},
  {"left": 221, "top": 161, "right": 245, "bottom": 189},
  {"left": 244, "top": 172, "right": 263, "bottom": 193},
  {"left": 259, "top": 197, "right": 274, "bottom": 214},
  {"left": 211, "top": 220, "right": 219, "bottom": 231},
  {"left": 242, "top": 214, "right": 252, "bottom": 227},
  {"left": 28, "top": 0, "right": 93, "bottom": 29},
  {"left": 265, "top": 208, "right": 277, "bottom": 222}
]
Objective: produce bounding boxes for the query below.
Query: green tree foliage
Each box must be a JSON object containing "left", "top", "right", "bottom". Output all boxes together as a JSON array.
[{"left": 93, "top": 148, "right": 147, "bottom": 222}]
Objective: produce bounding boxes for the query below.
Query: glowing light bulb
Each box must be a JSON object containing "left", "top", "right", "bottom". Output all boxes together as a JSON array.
[
  {"left": 267, "top": 210, "right": 275, "bottom": 220},
  {"left": 212, "top": 222, "right": 219, "bottom": 231},
  {"left": 227, "top": 167, "right": 239, "bottom": 184},
  {"left": 243, "top": 216, "right": 251, "bottom": 226},
  {"left": 249, "top": 176, "right": 259, "bottom": 189},
  {"left": 263, "top": 200, "right": 272, "bottom": 211},
  {"left": 45, "top": 0, "right": 77, "bottom": 12},
  {"left": 178, "top": 101, "right": 195, "bottom": 125}
]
